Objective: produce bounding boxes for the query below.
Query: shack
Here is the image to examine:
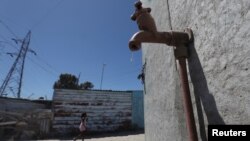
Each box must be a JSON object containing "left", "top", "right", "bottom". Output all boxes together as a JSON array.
[{"left": 52, "top": 89, "right": 144, "bottom": 135}]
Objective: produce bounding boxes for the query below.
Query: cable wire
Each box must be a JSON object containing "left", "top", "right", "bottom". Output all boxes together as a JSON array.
[
  {"left": 0, "top": 20, "right": 19, "bottom": 39},
  {"left": 31, "top": 0, "right": 65, "bottom": 30}
]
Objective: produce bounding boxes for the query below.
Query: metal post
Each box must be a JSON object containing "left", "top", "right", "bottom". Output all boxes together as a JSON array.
[
  {"left": 100, "top": 64, "right": 106, "bottom": 90},
  {"left": 0, "top": 31, "right": 31, "bottom": 98},
  {"left": 178, "top": 58, "right": 198, "bottom": 141}
]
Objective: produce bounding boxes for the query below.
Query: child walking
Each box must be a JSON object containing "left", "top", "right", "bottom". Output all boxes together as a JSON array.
[{"left": 74, "top": 112, "right": 87, "bottom": 141}]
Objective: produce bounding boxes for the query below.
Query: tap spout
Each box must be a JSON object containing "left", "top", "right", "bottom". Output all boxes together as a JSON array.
[
  {"left": 129, "top": 1, "right": 193, "bottom": 52},
  {"left": 129, "top": 29, "right": 193, "bottom": 51},
  {"left": 129, "top": 31, "right": 172, "bottom": 51}
]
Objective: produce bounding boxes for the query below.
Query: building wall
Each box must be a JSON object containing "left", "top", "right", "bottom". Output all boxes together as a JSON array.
[
  {"left": 132, "top": 90, "right": 144, "bottom": 129},
  {"left": 140, "top": 0, "right": 250, "bottom": 141},
  {"left": 0, "top": 97, "right": 46, "bottom": 112},
  {"left": 0, "top": 97, "right": 52, "bottom": 138},
  {"left": 52, "top": 89, "right": 133, "bottom": 134}
]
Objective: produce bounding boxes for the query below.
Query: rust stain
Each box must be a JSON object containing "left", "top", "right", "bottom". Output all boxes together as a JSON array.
[
  {"left": 54, "top": 112, "right": 71, "bottom": 117},
  {"left": 54, "top": 102, "right": 62, "bottom": 105},
  {"left": 68, "top": 102, "right": 89, "bottom": 106},
  {"left": 126, "top": 112, "right": 132, "bottom": 116},
  {"left": 56, "top": 109, "right": 65, "bottom": 113},
  {"left": 97, "top": 102, "right": 103, "bottom": 106},
  {"left": 119, "top": 120, "right": 132, "bottom": 130},
  {"left": 107, "top": 120, "right": 113, "bottom": 125}
]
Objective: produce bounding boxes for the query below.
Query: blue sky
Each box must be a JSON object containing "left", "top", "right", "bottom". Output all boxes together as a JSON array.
[{"left": 0, "top": 0, "right": 142, "bottom": 100}]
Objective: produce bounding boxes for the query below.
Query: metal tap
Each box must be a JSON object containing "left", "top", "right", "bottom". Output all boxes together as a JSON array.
[
  {"left": 129, "top": 1, "right": 193, "bottom": 59},
  {"left": 129, "top": 2, "right": 198, "bottom": 141}
]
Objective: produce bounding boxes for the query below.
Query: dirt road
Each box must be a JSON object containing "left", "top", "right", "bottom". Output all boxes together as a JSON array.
[{"left": 39, "top": 133, "right": 144, "bottom": 141}]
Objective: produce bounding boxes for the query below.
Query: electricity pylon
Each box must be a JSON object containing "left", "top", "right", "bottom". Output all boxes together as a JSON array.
[{"left": 0, "top": 31, "right": 32, "bottom": 98}]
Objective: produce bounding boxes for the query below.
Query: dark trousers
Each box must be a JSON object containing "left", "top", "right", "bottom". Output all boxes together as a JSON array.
[{"left": 74, "top": 131, "right": 86, "bottom": 141}]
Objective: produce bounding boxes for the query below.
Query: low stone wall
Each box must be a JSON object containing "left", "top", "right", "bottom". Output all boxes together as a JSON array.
[
  {"left": 0, "top": 97, "right": 46, "bottom": 112},
  {"left": 0, "top": 97, "right": 52, "bottom": 140}
]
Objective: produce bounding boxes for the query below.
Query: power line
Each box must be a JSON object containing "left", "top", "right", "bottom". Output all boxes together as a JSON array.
[
  {"left": 0, "top": 1, "right": 63, "bottom": 75},
  {"left": 0, "top": 30, "right": 57, "bottom": 98},
  {"left": 29, "top": 33, "right": 60, "bottom": 74},
  {"left": 0, "top": 20, "right": 19, "bottom": 39},
  {"left": 35, "top": 54, "right": 59, "bottom": 74},
  {"left": 0, "top": 33, "right": 59, "bottom": 76},
  {"left": 0, "top": 31, "right": 31, "bottom": 98},
  {"left": 0, "top": 38, "right": 19, "bottom": 51},
  {"left": 0, "top": 13, "right": 30, "bottom": 31},
  {"left": 26, "top": 55, "right": 58, "bottom": 77},
  {"left": 31, "top": 0, "right": 65, "bottom": 30}
]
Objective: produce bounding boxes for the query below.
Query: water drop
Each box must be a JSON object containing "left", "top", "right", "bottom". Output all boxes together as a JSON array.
[{"left": 130, "top": 52, "right": 134, "bottom": 62}]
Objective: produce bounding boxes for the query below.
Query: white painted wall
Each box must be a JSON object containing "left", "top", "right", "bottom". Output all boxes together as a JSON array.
[{"left": 140, "top": 0, "right": 250, "bottom": 140}]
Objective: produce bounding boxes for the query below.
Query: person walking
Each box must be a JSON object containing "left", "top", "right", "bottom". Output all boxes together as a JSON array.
[{"left": 74, "top": 112, "right": 87, "bottom": 141}]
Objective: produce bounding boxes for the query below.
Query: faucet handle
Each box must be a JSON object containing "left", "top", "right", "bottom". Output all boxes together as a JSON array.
[
  {"left": 135, "top": 1, "right": 142, "bottom": 9},
  {"left": 131, "top": 1, "right": 152, "bottom": 21}
]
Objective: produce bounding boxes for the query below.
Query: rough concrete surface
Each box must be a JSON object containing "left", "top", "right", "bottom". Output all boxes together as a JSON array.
[{"left": 140, "top": 0, "right": 250, "bottom": 141}]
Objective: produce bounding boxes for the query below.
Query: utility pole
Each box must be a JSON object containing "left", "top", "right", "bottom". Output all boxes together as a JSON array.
[
  {"left": 100, "top": 64, "right": 106, "bottom": 90},
  {"left": 0, "top": 31, "right": 32, "bottom": 98},
  {"left": 77, "top": 72, "right": 81, "bottom": 85}
]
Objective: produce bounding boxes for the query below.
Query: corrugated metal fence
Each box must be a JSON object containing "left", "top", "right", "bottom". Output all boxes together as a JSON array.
[
  {"left": 132, "top": 91, "right": 144, "bottom": 129},
  {"left": 52, "top": 89, "right": 133, "bottom": 134}
]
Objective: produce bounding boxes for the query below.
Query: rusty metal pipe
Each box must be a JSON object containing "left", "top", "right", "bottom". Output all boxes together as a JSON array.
[
  {"left": 178, "top": 58, "right": 198, "bottom": 141},
  {"left": 129, "top": 31, "right": 191, "bottom": 51},
  {"left": 129, "top": 31, "right": 172, "bottom": 51},
  {"left": 129, "top": 1, "right": 198, "bottom": 141}
]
